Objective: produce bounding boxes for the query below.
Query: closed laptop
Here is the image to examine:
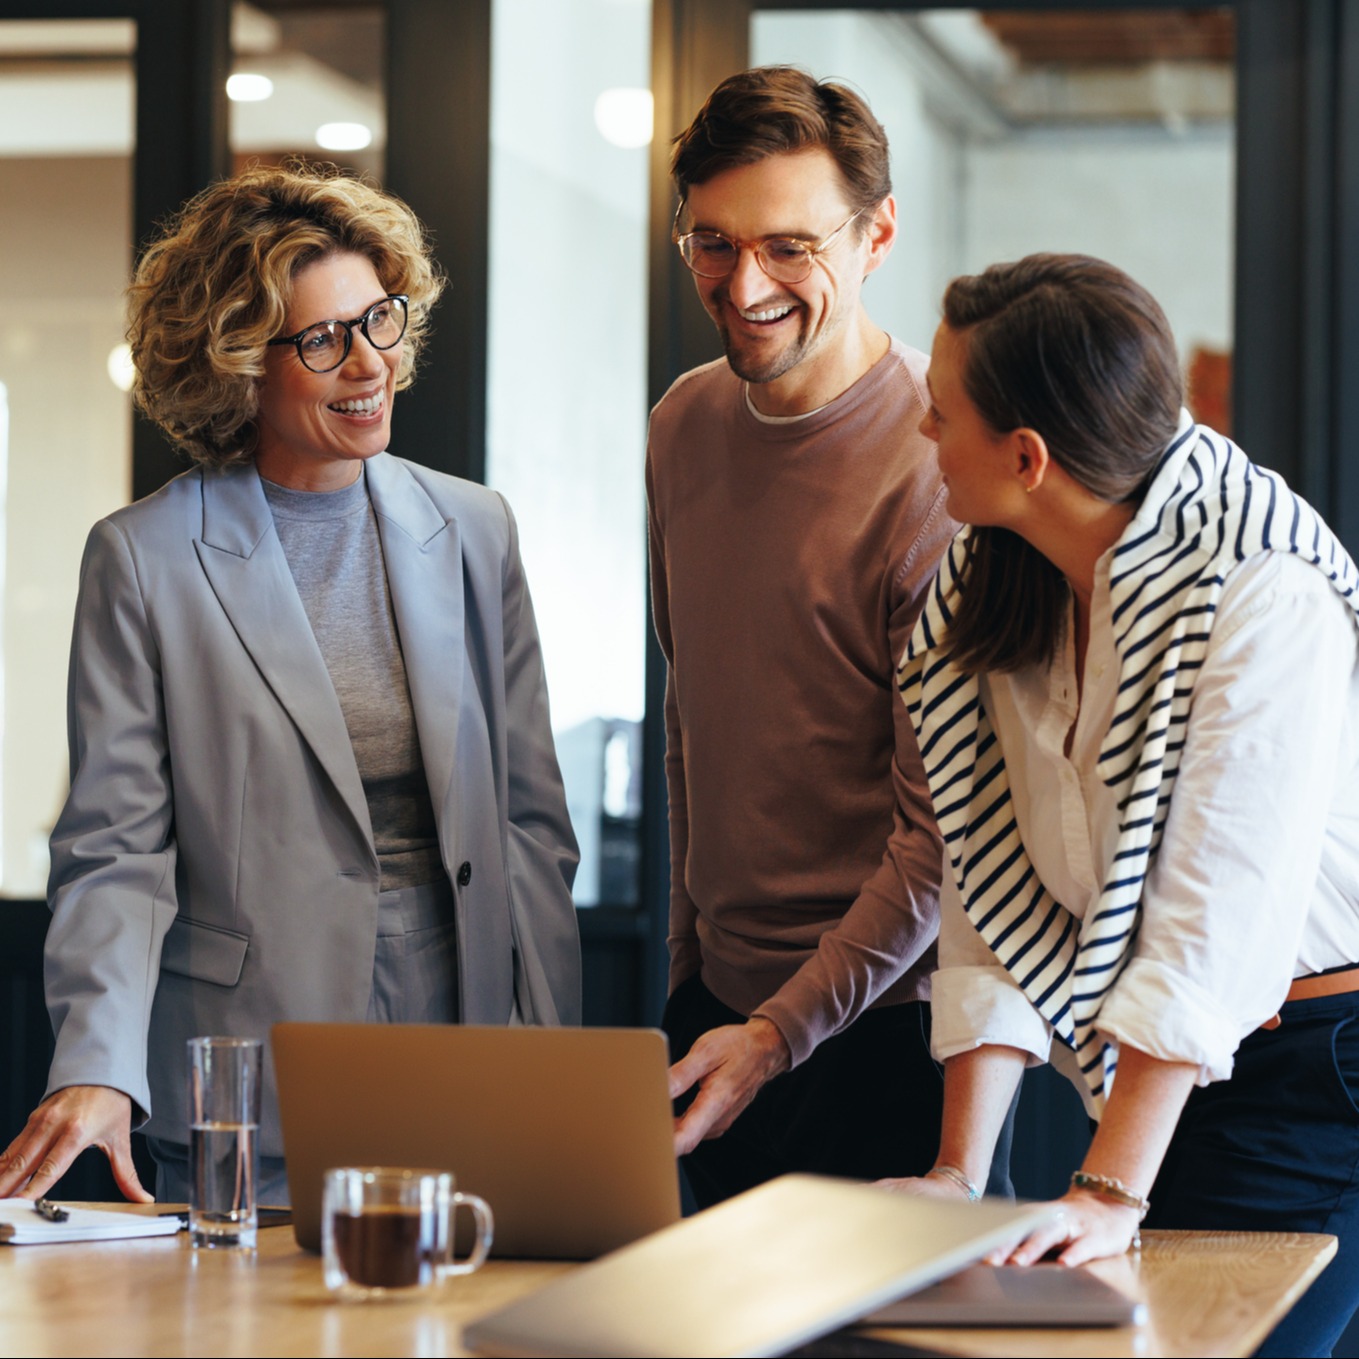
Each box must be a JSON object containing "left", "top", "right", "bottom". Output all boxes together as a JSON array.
[{"left": 464, "top": 1173, "right": 1057, "bottom": 1357}]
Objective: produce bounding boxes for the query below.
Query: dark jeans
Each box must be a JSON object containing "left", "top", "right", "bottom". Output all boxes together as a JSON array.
[
  {"left": 1145, "top": 991, "right": 1359, "bottom": 1358},
  {"left": 664, "top": 973, "right": 1014, "bottom": 1211}
]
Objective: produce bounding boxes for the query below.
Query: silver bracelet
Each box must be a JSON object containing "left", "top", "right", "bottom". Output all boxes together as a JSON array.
[{"left": 927, "top": 1163, "right": 981, "bottom": 1202}]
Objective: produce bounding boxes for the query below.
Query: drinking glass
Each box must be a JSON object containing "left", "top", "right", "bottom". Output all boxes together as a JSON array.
[{"left": 187, "top": 1036, "right": 262, "bottom": 1249}]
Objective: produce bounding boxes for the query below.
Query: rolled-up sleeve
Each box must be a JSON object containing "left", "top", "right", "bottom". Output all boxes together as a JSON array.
[
  {"left": 1097, "top": 554, "right": 1357, "bottom": 1083},
  {"left": 930, "top": 870, "right": 1054, "bottom": 1065}
]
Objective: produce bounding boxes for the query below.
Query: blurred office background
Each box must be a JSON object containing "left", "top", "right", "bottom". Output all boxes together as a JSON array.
[{"left": 0, "top": 11, "right": 1354, "bottom": 1333}]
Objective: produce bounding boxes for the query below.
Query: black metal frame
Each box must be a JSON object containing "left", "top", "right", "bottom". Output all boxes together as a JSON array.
[{"left": 384, "top": 0, "right": 491, "bottom": 485}]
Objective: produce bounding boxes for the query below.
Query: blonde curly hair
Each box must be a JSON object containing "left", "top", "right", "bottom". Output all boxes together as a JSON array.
[{"left": 128, "top": 163, "right": 445, "bottom": 468}]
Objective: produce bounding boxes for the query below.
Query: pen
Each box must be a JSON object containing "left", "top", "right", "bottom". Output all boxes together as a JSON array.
[{"left": 32, "top": 1199, "right": 69, "bottom": 1224}]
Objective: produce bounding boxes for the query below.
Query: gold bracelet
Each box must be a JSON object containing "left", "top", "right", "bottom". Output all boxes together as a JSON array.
[
  {"left": 1070, "top": 1171, "right": 1150, "bottom": 1220},
  {"left": 927, "top": 1164, "right": 981, "bottom": 1202}
]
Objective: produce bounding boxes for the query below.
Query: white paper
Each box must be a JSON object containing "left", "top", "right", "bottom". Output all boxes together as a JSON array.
[{"left": 0, "top": 1200, "right": 181, "bottom": 1245}]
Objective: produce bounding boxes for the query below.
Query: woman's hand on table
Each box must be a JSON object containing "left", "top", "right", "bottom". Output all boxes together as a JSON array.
[
  {"left": 875, "top": 1166, "right": 980, "bottom": 1201},
  {"left": 988, "top": 1189, "right": 1141, "bottom": 1268},
  {"left": 0, "top": 1085, "right": 152, "bottom": 1202},
  {"left": 877, "top": 1174, "right": 1141, "bottom": 1266}
]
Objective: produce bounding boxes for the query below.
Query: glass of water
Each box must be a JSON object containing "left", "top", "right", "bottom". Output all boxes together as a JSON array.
[{"left": 187, "top": 1036, "right": 262, "bottom": 1249}]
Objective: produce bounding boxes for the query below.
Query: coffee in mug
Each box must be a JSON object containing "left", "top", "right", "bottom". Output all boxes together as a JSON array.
[{"left": 322, "top": 1167, "right": 493, "bottom": 1299}]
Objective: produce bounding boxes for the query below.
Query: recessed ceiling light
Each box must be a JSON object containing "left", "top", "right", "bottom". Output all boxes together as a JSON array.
[
  {"left": 106, "top": 343, "right": 135, "bottom": 393},
  {"left": 316, "top": 122, "right": 373, "bottom": 152},
  {"left": 594, "top": 88, "right": 653, "bottom": 149},
  {"left": 226, "top": 72, "right": 274, "bottom": 102}
]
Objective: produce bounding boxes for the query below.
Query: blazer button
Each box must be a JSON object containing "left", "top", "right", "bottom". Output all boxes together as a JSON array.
[{"left": 456, "top": 861, "right": 472, "bottom": 887}]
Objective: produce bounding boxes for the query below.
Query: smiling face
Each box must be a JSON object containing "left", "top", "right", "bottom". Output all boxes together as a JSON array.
[
  {"left": 682, "top": 148, "right": 894, "bottom": 414},
  {"left": 920, "top": 322, "right": 1018, "bottom": 527},
  {"left": 254, "top": 251, "right": 401, "bottom": 491}
]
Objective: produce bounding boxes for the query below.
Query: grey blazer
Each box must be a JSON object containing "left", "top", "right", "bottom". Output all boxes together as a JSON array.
[{"left": 43, "top": 454, "right": 581, "bottom": 1155}]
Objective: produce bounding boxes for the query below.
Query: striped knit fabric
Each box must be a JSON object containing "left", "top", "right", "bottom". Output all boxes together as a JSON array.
[{"left": 897, "top": 419, "right": 1359, "bottom": 1115}]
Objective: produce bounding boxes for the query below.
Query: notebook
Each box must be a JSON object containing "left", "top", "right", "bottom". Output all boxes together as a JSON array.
[
  {"left": 463, "top": 1174, "right": 1058, "bottom": 1358},
  {"left": 0, "top": 1200, "right": 181, "bottom": 1245},
  {"left": 271, "top": 1022, "right": 681, "bottom": 1259}
]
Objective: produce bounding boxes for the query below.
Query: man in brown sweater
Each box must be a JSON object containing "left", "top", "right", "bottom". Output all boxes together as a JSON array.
[{"left": 650, "top": 67, "right": 999, "bottom": 1209}]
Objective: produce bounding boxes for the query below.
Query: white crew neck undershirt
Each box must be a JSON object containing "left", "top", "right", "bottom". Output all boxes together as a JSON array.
[{"left": 744, "top": 384, "right": 832, "bottom": 424}]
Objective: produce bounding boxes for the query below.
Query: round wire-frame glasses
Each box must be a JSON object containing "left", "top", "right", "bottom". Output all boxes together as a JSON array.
[{"left": 673, "top": 206, "right": 864, "bottom": 284}]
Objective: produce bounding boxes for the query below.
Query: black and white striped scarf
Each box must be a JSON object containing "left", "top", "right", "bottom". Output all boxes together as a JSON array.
[{"left": 897, "top": 416, "right": 1359, "bottom": 1114}]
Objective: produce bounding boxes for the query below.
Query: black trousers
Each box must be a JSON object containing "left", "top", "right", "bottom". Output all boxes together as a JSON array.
[
  {"left": 1145, "top": 991, "right": 1359, "bottom": 1358},
  {"left": 664, "top": 974, "right": 1013, "bottom": 1211}
]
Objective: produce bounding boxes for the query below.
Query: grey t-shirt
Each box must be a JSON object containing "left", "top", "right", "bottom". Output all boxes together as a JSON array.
[{"left": 262, "top": 468, "right": 443, "bottom": 891}]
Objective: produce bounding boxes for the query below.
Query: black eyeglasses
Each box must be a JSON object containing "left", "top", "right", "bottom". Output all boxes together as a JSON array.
[
  {"left": 267, "top": 294, "right": 409, "bottom": 373},
  {"left": 673, "top": 206, "right": 863, "bottom": 284}
]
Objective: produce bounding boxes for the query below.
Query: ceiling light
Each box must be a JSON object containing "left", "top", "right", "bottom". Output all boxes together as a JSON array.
[
  {"left": 315, "top": 122, "right": 372, "bottom": 152},
  {"left": 594, "top": 88, "right": 653, "bottom": 149},
  {"left": 226, "top": 73, "right": 274, "bottom": 103},
  {"left": 106, "top": 343, "right": 135, "bottom": 394}
]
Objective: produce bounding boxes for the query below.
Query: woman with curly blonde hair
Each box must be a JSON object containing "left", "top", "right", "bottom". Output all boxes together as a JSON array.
[{"left": 0, "top": 164, "right": 581, "bottom": 1206}]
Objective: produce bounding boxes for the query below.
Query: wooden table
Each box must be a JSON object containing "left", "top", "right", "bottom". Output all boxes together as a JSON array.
[
  {"left": 859, "top": 1230, "right": 1337, "bottom": 1358},
  {"left": 0, "top": 1210, "right": 1335, "bottom": 1358}
]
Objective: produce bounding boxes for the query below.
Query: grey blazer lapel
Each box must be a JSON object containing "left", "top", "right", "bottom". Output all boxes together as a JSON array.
[
  {"left": 365, "top": 454, "right": 465, "bottom": 827},
  {"left": 193, "top": 464, "right": 374, "bottom": 848}
]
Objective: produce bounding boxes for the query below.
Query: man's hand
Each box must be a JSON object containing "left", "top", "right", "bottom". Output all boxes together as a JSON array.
[
  {"left": 0, "top": 1086, "right": 152, "bottom": 1202},
  {"left": 668, "top": 1017, "right": 791, "bottom": 1157}
]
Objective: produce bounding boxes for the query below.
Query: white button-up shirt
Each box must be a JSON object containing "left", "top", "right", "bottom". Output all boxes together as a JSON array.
[{"left": 931, "top": 547, "right": 1359, "bottom": 1098}]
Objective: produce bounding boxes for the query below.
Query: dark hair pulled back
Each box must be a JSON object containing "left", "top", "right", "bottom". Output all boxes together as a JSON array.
[{"left": 942, "top": 253, "right": 1183, "bottom": 674}]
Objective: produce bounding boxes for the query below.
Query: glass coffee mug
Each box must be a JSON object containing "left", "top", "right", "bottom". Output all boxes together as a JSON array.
[{"left": 322, "top": 1167, "right": 494, "bottom": 1298}]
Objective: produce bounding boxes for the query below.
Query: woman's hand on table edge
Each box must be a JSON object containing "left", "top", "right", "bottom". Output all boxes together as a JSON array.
[
  {"left": 990, "top": 1189, "right": 1141, "bottom": 1268},
  {"left": 0, "top": 1085, "right": 152, "bottom": 1202},
  {"left": 876, "top": 1176, "right": 1141, "bottom": 1267}
]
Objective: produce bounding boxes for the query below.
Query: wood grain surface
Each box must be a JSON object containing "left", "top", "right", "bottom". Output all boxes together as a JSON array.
[
  {"left": 0, "top": 1208, "right": 1334, "bottom": 1358},
  {"left": 858, "top": 1229, "right": 1336, "bottom": 1359}
]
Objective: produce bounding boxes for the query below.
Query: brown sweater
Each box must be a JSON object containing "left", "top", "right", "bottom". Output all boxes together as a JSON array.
[{"left": 646, "top": 339, "right": 956, "bottom": 1067}]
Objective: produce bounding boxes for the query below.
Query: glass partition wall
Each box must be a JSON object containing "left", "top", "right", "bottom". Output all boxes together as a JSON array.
[
  {"left": 0, "top": 3, "right": 1241, "bottom": 930},
  {"left": 0, "top": 4, "right": 392, "bottom": 900},
  {"left": 488, "top": 0, "right": 652, "bottom": 910},
  {"left": 751, "top": 6, "right": 1235, "bottom": 418},
  {"left": 0, "top": 19, "right": 137, "bottom": 897},
  {"left": 229, "top": 2, "right": 385, "bottom": 179}
]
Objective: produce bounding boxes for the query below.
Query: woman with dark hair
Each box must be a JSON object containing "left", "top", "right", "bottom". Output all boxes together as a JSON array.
[
  {"left": 0, "top": 164, "right": 580, "bottom": 1207},
  {"left": 890, "top": 253, "right": 1359, "bottom": 1355}
]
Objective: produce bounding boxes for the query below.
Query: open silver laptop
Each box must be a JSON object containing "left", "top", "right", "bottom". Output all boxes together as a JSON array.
[
  {"left": 272, "top": 1022, "right": 681, "bottom": 1259},
  {"left": 464, "top": 1173, "right": 1059, "bottom": 1357}
]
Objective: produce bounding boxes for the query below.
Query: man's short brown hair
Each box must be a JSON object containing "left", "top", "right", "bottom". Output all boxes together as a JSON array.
[{"left": 670, "top": 65, "right": 891, "bottom": 214}]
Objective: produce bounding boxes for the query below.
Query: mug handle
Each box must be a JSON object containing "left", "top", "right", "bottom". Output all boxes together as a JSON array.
[{"left": 442, "top": 1192, "right": 494, "bottom": 1277}]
